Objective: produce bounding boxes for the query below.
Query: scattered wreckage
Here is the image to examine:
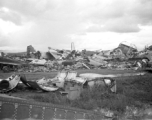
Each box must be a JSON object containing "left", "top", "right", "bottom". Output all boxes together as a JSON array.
[
  {"left": 0, "top": 74, "right": 20, "bottom": 92},
  {"left": 0, "top": 70, "right": 146, "bottom": 101},
  {"left": 1, "top": 41, "right": 152, "bottom": 73},
  {"left": 0, "top": 70, "right": 146, "bottom": 119},
  {"left": 0, "top": 57, "right": 24, "bottom": 72},
  {"left": 0, "top": 70, "right": 118, "bottom": 100}
]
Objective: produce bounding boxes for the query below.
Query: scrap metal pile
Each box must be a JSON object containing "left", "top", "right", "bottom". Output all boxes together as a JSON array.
[
  {"left": 0, "top": 70, "right": 117, "bottom": 100},
  {"left": 1, "top": 42, "right": 152, "bottom": 72},
  {"left": 0, "top": 42, "right": 151, "bottom": 120}
]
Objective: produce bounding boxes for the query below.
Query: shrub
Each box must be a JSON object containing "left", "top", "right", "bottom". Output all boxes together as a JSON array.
[{"left": 29, "top": 74, "right": 152, "bottom": 114}]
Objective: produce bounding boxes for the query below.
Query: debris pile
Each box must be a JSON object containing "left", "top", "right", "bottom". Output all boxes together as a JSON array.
[
  {"left": 0, "top": 70, "right": 118, "bottom": 100},
  {"left": 0, "top": 69, "right": 146, "bottom": 101},
  {"left": 1, "top": 42, "right": 152, "bottom": 72}
]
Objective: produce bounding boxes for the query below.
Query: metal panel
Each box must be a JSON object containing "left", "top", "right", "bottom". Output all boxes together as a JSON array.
[
  {"left": 85, "top": 113, "right": 95, "bottom": 120},
  {"left": 43, "top": 107, "right": 55, "bottom": 120},
  {"left": 16, "top": 105, "right": 29, "bottom": 120},
  {"left": 30, "top": 106, "right": 43, "bottom": 119},
  {"left": 0, "top": 96, "right": 101, "bottom": 120},
  {"left": 55, "top": 108, "right": 66, "bottom": 119},
  {"left": 66, "top": 110, "right": 75, "bottom": 120},
  {"left": 75, "top": 112, "right": 85, "bottom": 119},
  {"left": 0, "top": 102, "right": 15, "bottom": 119}
]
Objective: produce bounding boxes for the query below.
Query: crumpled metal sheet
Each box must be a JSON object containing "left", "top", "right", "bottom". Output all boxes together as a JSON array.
[
  {"left": 0, "top": 75, "right": 20, "bottom": 93},
  {"left": 0, "top": 95, "right": 101, "bottom": 120}
]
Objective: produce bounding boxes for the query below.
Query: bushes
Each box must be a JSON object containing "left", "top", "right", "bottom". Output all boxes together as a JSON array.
[
  {"left": 30, "top": 74, "right": 152, "bottom": 114},
  {"left": 30, "top": 85, "right": 133, "bottom": 112},
  {"left": 31, "top": 92, "right": 70, "bottom": 106},
  {"left": 74, "top": 85, "right": 134, "bottom": 112}
]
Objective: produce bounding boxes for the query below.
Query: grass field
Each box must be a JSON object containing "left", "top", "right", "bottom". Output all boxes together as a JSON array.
[{"left": 1, "top": 69, "right": 152, "bottom": 116}]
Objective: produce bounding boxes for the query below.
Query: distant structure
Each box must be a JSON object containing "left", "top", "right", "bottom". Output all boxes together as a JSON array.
[
  {"left": 71, "top": 42, "right": 75, "bottom": 51},
  {"left": 27, "top": 45, "right": 36, "bottom": 58}
]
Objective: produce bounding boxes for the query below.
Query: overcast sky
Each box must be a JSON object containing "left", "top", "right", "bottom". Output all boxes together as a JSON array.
[{"left": 0, "top": 0, "right": 152, "bottom": 52}]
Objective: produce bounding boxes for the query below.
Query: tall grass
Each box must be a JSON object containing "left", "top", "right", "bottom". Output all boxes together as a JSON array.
[{"left": 30, "top": 73, "right": 152, "bottom": 113}]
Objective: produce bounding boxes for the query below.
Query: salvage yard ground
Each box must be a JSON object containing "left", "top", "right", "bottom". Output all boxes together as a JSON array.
[{"left": 1, "top": 69, "right": 152, "bottom": 116}]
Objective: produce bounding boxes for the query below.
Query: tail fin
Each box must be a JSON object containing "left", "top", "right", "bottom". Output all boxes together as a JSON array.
[
  {"left": 27, "top": 45, "right": 36, "bottom": 57},
  {"left": 71, "top": 42, "right": 75, "bottom": 51}
]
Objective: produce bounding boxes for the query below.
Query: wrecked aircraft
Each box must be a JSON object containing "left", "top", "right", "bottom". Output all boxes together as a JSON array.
[
  {"left": 87, "top": 56, "right": 107, "bottom": 68},
  {"left": 1, "top": 41, "right": 152, "bottom": 72},
  {"left": 29, "top": 59, "right": 47, "bottom": 66},
  {"left": 5, "top": 45, "right": 36, "bottom": 58},
  {"left": 0, "top": 94, "right": 98, "bottom": 120},
  {"left": 0, "top": 74, "right": 20, "bottom": 92},
  {"left": 0, "top": 69, "right": 146, "bottom": 102},
  {"left": 0, "top": 57, "right": 23, "bottom": 72},
  {"left": 110, "top": 42, "right": 138, "bottom": 60},
  {"left": 0, "top": 70, "right": 117, "bottom": 99}
]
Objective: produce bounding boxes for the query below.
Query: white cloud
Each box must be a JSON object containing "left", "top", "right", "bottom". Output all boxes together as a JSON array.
[{"left": 0, "top": 0, "right": 152, "bottom": 52}]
